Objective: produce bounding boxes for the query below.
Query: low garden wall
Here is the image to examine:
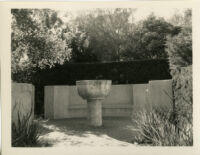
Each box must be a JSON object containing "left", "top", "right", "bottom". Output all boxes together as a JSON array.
[
  {"left": 12, "top": 59, "right": 171, "bottom": 115},
  {"left": 12, "top": 83, "right": 35, "bottom": 125},
  {"left": 44, "top": 80, "right": 172, "bottom": 119}
]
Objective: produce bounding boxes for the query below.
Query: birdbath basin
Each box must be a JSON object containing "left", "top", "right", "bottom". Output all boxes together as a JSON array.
[{"left": 76, "top": 80, "right": 112, "bottom": 127}]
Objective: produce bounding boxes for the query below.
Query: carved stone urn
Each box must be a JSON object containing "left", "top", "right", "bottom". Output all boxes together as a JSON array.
[{"left": 76, "top": 80, "right": 112, "bottom": 127}]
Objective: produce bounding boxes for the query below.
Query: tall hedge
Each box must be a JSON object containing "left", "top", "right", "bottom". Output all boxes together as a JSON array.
[
  {"left": 167, "top": 65, "right": 192, "bottom": 145},
  {"left": 39, "top": 59, "right": 171, "bottom": 85},
  {"left": 171, "top": 66, "right": 192, "bottom": 123},
  {"left": 165, "top": 9, "right": 192, "bottom": 145}
]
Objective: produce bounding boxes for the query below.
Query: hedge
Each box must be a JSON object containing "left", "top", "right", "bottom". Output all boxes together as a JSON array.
[
  {"left": 39, "top": 59, "right": 171, "bottom": 85},
  {"left": 171, "top": 66, "right": 192, "bottom": 123}
]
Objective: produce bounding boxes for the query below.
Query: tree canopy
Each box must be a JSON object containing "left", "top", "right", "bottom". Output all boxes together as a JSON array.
[
  {"left": 71, "top": 9, "right": 180, "bottom": 62},
  {"left": 11, "top": 8, "right": 191, "bottom": 74},
  {"left": 122, "top": 14, "right": 181, "bottom": 60},
  {"left": 166, "top": 9, "right": 192, "bottom": 68},
  {"left": 11, "top": 9, "right": 71, "bottom": 73},
  {"left": 72, "top": 8, "right": 136, "bottom": 62}
]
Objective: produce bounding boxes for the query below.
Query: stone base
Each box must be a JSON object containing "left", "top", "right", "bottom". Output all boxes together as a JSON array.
[{"left": 87, "top": 99, "right": 102, "bottom": 127}]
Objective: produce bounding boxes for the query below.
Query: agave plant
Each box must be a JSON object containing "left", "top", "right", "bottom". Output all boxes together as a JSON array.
[
  {"left": 132, "top": 107, "right": 192, "bottom": 146},
  {"left": 12, "top": 104, "right": 41, "bottom": 147}
]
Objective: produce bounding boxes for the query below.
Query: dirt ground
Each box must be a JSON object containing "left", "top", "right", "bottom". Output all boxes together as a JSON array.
[{"left": 38, "top": 117, "right": 139, "bottom": 147}]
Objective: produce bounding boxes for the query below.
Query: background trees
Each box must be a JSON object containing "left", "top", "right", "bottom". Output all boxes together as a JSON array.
[
  {"left": 11, "top": 8, "right": 190, "bottom": 73},
  {"left": 71, "top": 9, "right": 180, "bottom": 62},
  {"left": 122, "top": 14, "right": 181, "bottom": 60},
  {"left": 70, "top": 8, "right": 136, "bottom": 62},
  {"left": 166, "top": 9, "right": 192, "bottom": 68},
  {"left": 11, "top": 9, "right": 71, "bottom": 74}
]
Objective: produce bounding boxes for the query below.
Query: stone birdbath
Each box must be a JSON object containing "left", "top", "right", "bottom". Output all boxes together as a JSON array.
[{"left": 76, "top": 80, "right": 112, "bottom": 127}]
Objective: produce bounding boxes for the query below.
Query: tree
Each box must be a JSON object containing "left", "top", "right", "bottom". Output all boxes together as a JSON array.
[
  {"left": 72, "top": 10, "right": 180, "bottom": 62},
  {"left": 166, "top": 9, "right": 192, "bottom": 68},
  {"left": 11, "top": 9, "right": 72, "bottom": 75},
  {"left": 68, "top": 31, "right": 98, "bottom": 62},
  {"left": 73, "top": 8, "right": 136, "bottom": 62},
  {"left": 122, "top": 14, "right": 181, "bottom": 60}
]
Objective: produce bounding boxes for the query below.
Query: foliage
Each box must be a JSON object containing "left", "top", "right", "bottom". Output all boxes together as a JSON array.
[
  {"left": 165, "top": 9, "right": 193, "bottom": 146},
  {"left": 166, "top": 9, "right": 192, "bottom": 128},
  {"left": 122, "top": 14, "right": 181, "bottom": 60},
  {"left": 166, "top": 9, "right": 192, "bottom": 68},
  {"left": 12, "top": 108, "right": 41, "bottom": 147},
  {"left": 68, "top": 30, "right": 98, "bottom": 62},
  {"left": 73, "top": 10, "right": 181, "bottom": 62},
  {"left": 134, "top": 13, "right": 193, "bottom": 145},
  {"left": 11, "top": 9, "right": 71, "bottom": 74},
  {"left": 11, "top": 8, "right": 182, "bottom": 71},
  {"left": 133, "top": 108, "right": 193, "bottom": 146},
  {"left": 73, "top": 8, "right": 136, "bottom": 62},
  {"left": 171, "top": 66, "right": 192, "bottom": 134}
]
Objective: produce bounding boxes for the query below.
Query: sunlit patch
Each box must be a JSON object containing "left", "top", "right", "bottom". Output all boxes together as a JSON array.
[
  {"left": 42, "top": 124, "right": 61, "bottom": 131},
  {"left": 38, "top": 119, "right": 138, "bottom": 147}
]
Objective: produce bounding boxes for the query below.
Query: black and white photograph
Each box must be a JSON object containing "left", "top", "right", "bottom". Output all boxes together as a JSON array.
[{"left": 1, "top": 1, "right": 198, "bottom": 155}]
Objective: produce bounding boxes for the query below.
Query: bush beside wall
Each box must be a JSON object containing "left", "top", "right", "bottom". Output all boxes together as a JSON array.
[
  {"left": 171, "top": 66, "right": 192, "bottom": 122},
  {"left": 164, "top": 9, "right": 192, "bottom": 145}
]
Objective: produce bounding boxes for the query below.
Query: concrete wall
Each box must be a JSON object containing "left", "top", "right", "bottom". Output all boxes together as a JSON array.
[
  {"left": 44, "top": 84, "right": 133, "bottom": 119},
  {"left": 44, "top": 80, "right": 172, "bottom": 119},
  {"left": 132, "top": 84, "right": 149, "bottom": 117},
  {"left": 12, "top": 83, "right": 35, "bottom": 125},
  {"left": 148, "top": 80, "right": 173, "bottom": 111},
  {"left": 131, "top": 80, "right": 173, "bottom": 117}
]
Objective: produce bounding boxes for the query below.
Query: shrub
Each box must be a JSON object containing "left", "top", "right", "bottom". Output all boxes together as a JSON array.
[
  {"left": 132, "top": 108, "right": 192, "bottom": 146},
  {"left": 166, "top": 9, "right": 192, "bottom": 115},
  {"left": 12, "top": 109, "right": 41, "bottom": 147},
  {"left": 165, "top": 9, "right": 192, "bottom": 145},
  {"left": 171, "top": 66, "right": 193, "bottom": 146},
  {"left": 172, "top": 66, "right": 192, "bottom": 123}
]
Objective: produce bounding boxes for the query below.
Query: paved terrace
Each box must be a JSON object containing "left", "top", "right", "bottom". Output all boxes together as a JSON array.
[{"left": 38, "top": 117, "right": 139, "bottom": 147}]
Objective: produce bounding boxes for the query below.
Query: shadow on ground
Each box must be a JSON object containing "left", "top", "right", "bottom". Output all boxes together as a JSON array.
[{"left": 38, "top": 117, "right": 139, "bottom": 147}]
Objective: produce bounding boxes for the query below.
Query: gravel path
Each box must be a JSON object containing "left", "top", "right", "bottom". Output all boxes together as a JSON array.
[{"left": 38, "top": 117, "right": 139, "bottom": 147}]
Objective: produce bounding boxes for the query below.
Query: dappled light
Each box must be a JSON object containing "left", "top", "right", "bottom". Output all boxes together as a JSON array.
[{"left": 38, "top": 118, "right": 138, "bottom": 147}]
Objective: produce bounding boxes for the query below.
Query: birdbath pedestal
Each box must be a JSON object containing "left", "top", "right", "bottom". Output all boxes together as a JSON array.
[{"left": 76, "top": 80, "right": 112, "bottom": 127}]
